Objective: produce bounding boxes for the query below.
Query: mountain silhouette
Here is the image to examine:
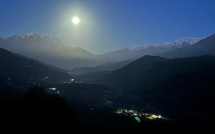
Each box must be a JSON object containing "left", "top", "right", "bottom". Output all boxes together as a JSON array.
[
  {"left": 98, "top": 55, "right": 215, "bottom": 116},
  {"left": 0, "top": 33, "right": 96, "bottom": 70},
  {"left": 158, "top": 34, "right": 215, "bottom": 58},
  {"left": 0, "top": 48, "right": 71, "bottom": 83}
]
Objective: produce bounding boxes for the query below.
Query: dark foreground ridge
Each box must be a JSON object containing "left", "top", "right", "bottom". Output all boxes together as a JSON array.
[{"left": 0, "top": 86, "right": 213, "bottom": 134}]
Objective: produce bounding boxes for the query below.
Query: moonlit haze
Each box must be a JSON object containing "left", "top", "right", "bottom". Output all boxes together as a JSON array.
[
  {"left": 1, "top": 0, "right": 215, "bottom": 132},
  {"left": 0, "top": 0, "right": 215, "bottom": 54}
]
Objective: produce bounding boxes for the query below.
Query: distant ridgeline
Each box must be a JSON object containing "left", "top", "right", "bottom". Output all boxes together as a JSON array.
[
  {"left": 0, "top": 33, "right": 215, "bottom": 70},
  {"left": 0, "top": 48, "right": 71, "bottom": 84},
  {"left": 97, "top": 55, "right": 215, "bottom": 119}
]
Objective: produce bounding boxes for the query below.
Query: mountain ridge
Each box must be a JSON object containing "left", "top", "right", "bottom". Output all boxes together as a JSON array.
[
  {"left": 0, "top": 33, "right": 96, "bottom": 70},
  {"left": 95, "top": 55, "right": 215, "bottom": 116},
  {"left": 98, "top": 54, "right": 215, "bottom": 87},
  {"left": 95, "top": 37, "right": 203, "bottom": 63},
  {"left": 1, "top": 33, "right": 213, "bottom": 70},
  {"left": 0, "top": 48, "right": 71, "bottom": 83},
  {"left": 158, "top": 34, "right": 215, "bottom": 58}
]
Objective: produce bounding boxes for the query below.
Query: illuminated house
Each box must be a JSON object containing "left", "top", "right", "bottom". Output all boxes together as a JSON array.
[{"left": 47, "top": 88, "right": 60, "bottom": 94}]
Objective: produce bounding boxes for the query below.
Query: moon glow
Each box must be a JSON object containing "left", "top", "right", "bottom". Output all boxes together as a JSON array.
[{"left": 72, "top": 16, "right": 80, "bottom": 24}]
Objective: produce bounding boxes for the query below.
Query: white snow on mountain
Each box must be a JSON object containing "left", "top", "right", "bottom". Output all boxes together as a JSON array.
[
  {"left": 3, "top": 33, "right": 204, "bottom": 54},
  {"left": 0, "top": 33, "right": 209, "bottom": 70},
  {"left": 20, "top": 33, "right": 63, "bottom": 45},
  {"left": 21, "top": 33, "right": 40, "bottom": 40},
  {"left": 128, "top": 37, "right": 203, "bottom": 52},
  {"left": 0, "top": 33, "right": 97, "bottom": 70},
  {"left": 166, "top": 37, "right": 203, "bottom": 47},
  {"left": 128, "top": 44, "right": 148, "bottom": 51}
]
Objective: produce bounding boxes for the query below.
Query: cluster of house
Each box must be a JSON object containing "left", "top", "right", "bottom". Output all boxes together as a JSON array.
[
  {"left": 48, "top": 87, "right": 60, "bottom": 94},
  {"left": 115, "top": 108, "right": 162, "bottom": 120}
]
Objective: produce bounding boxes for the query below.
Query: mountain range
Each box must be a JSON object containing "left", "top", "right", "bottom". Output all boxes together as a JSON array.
[
  {"left": 95, "top": 55, "right": 215, "bottom": 116},
  {"left": 158, "top": 34, "right": 215, "bottom": 58},
  {"left": 1, "top": 33, "right": 215, "bottom": 125},
  {"left": 1, "top": 33, "right": 214, "bottom": 71},
  {"left": 96, "top": 37, "right": 203, "bottom": 63},
  {"left": 0, "top": 33, "right": 96, "bottom": 70},
  {"left": 0, "top": 48, "right": 71, "bottom": 83}
]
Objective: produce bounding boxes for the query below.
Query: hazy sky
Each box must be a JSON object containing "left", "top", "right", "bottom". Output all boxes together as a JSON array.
[{"left": 1, "top": 0, "right": 215, "bottom": 54}]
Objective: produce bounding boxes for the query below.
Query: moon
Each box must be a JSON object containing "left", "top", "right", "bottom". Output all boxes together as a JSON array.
[{"left": 72, "top": 16, "right": 80, "bottom": 24}]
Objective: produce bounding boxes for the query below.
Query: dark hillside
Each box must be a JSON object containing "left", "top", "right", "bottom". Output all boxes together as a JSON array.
[
  {"left": 0, "top": 48, "right": 71, "bottom": 83},
  {"left": 98, "top": 55, "right": 215, "bottom": 119}
]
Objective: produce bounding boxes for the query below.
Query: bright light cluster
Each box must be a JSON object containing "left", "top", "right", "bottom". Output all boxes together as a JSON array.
[
  {"left": 72, "top": 16, "right": 80, "bottom": 24},
  {"left": 115, "top": 108, "right": 163, "bottom": 121}
]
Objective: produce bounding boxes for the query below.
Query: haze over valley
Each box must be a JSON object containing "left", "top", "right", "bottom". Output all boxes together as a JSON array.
[
  {"left": 1, "top": 33, "right": 215, "bottom": 132},
  {"left": 1, "top": 0, "right": 215, "bottom": 133},
  {"left": 0, "top": 33, "right": 208, "bottom": 70}
]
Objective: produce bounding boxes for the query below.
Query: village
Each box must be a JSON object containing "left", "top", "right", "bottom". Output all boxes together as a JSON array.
[{"left": 115, "top": 108, "right": 164, "bottom": 122}]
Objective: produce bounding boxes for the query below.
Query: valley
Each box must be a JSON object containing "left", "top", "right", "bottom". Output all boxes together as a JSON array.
[
  {"left": 1, "top": 0, "right": 215, "bottom": 133},
  {"left": 0, "top": 33, "right": 215, "bottom": 133}
]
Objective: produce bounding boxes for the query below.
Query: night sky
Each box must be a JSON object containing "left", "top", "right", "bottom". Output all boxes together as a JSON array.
[{"left": 1, "top": 0, "right": 215, "bottom": 54}]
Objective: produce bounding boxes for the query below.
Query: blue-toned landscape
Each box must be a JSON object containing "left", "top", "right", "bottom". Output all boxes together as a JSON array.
[{"left": 1, "top": 0, "right": 215, "bottom": 133}]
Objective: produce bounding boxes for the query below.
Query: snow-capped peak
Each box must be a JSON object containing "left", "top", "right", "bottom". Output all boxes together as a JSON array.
[
  {"left": 41, "top": 35, "right": 62, "bottom": 44},
  {"left": 21, "top": 33, "right": 39, "bottom": 37},
  {"left": 124, "top": 37, "right": 204, "bottom": 52},
  {"left": 169, "top": 37, "right": 203, "bottom": 47},
  {"left": 19, "top": 33, "right": 63, "bottom": 45},
  {"left": 21, "top": 33, "right": 40, "bottom": 40},
  {"left": 129, "top": 44, "right": 148, "bottom": 51},
  {"left": 153, "top": 42, "right": 171, "bottom": 47}
]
